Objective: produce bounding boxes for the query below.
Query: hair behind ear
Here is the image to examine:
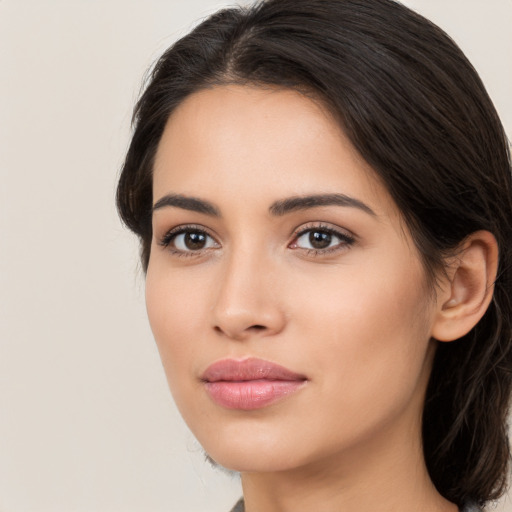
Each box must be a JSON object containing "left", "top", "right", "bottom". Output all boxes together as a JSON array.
[{"left": 423, "top": 231, "right": 510, "bottom": 506}]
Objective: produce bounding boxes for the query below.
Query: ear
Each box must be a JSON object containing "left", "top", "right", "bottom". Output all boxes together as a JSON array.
[{"left": 431, "top": 230, "right": 498, "bottom": 342}]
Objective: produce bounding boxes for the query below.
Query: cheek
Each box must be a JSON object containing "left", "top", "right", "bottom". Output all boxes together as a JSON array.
[
  {"left": 145, "top": 262, "right": 206, "bottom": 393},
  {"left": 288, "top": 258, "right": 433, "bottom": 414}
]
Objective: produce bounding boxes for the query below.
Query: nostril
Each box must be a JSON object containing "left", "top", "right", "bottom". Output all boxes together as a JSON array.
[
  {"left": 213, "top": 323, "right": 267, "bottom": 339},
  {"left": 249, "top": 325, "right": 266, "bottom": 331}
]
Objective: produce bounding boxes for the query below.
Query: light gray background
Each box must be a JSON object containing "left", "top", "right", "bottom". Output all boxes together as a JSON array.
[{"left": 1, "top": 1, "right": 510, "bottom": 511}]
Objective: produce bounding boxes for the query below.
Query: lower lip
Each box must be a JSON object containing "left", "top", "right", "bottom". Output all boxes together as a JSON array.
[{"left": 204, "top": 380, "right": 306, "bottom": 410}]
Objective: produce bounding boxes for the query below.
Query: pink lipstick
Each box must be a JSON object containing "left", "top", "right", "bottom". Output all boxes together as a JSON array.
[{"left": 201, "top": 358, "right": 307, "bottom": 410}]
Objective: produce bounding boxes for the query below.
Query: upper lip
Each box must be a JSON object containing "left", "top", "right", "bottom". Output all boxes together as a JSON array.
[{"left": 201, "top": 357, "right": 307, "bottom": 382}]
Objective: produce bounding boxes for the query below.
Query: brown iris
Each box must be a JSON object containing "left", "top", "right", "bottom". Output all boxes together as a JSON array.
[
  {"left": 309, "top": 231, "right": 332, "bottom": 249},
  {"left": 184, "top": 232, "right": 208, "bottom": 250}
]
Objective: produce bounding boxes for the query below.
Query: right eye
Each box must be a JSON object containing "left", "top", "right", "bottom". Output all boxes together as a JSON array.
[{"left": 159, "top": 226, "right": 219, "bottom": 255}]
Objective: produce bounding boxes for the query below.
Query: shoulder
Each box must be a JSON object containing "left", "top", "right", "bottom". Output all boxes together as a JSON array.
[
  {"left": 229, "top": 499, "right": 484, "bottom": 512},
  {"left": 229, "top": 498, "right": 244, "bottom": 512},
  {"left": 461, "top": 503, "right": 484, "bottom": 512}
]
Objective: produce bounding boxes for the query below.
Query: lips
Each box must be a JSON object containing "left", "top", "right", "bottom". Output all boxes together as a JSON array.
[{"left": 201, "top": 357, "right": 307, "bottom": 410}]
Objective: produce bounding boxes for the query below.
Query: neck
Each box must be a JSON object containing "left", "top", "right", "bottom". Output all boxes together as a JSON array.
[{"left": 240, "top": 409, "right": 457, "bottom": 512}]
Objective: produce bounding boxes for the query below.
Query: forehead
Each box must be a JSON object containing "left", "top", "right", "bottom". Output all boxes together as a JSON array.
[{"left": 153, "top": 85, "right": 396, "bottom": 219}]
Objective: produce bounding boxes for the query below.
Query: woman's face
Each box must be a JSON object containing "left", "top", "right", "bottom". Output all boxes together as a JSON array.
[{"left": 146, "top": 85, "right": 439, "bottom": 474}]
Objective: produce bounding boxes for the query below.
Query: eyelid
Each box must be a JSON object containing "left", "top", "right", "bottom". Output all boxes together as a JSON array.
[
  {"left": 291, "top": 221, "right": 356, "bottom": 241},
  {"left": 158, "top": 224, "right": 220, "bottom": 254},
  {"left": 288, "top": 222, "right": 356, "bottom": 254}
]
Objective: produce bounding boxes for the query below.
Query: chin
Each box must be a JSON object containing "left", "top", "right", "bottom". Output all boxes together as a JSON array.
[
  {"left": 198, "top": 430, "right": 306, "bottom": 474},
  {"left": 208, "top": 450, "right": 300, "bottom": 474}
]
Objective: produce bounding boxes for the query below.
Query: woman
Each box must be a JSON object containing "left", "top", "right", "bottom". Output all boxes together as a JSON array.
[{"left": 117, "top": 0, "right": 512, "bottom": 511}]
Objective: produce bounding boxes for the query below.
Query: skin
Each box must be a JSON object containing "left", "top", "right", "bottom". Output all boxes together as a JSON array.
[{"left": 146, "top": 85, "right": 461, "bottom": 512}]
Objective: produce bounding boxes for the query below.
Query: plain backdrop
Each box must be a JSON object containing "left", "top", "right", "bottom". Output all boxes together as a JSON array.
[{"left": 1, "top": 1, "right": 511, "bottom": 511}]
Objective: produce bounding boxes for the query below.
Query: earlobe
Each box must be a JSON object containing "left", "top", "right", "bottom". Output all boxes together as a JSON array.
[{"left": 431, "top": 231, "right": 498, "bottom": 343}]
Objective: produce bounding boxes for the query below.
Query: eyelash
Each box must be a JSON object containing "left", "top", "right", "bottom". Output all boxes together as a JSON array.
[
  {"left": 158, "top": 224, "right": 218, "bottom": 258},
  {"left": 158, "top": 223, "right": 356, "bottom": 258},
  {"left": 289, "top": 223, "right": 356, "bottom": 256}
]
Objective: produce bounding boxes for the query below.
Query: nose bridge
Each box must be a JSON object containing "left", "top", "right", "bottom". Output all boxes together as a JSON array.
[{"left": 212, "top": 239, "right": 284, "bottom": 339}]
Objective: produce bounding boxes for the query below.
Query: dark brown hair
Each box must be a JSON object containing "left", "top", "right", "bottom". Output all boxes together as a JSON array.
[{"left": 117, "top": 0, "right": 512, "bottom": 506}]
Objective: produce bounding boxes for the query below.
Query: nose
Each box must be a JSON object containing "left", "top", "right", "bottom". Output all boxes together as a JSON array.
[{"left": 211, "top": 249, "right": 286, "bottom": 341}]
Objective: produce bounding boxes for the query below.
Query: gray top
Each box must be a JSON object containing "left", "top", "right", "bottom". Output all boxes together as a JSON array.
[
  {"left": 464, "top": 503, "right": 484, "bottom": 512},
  {"left": 229, "top": 498, "right": 483, "bottom": 512}
]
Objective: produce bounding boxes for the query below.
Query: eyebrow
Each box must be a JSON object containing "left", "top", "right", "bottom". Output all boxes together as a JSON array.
[
  {"left": 269, "top": 193, "right": 376, "bottom": 217},
  {"left": 152, "top": 194, "right": 221, "bottom": 216},
  {"left": 152, "top": 192, "right": 376, "bottom": 218}
]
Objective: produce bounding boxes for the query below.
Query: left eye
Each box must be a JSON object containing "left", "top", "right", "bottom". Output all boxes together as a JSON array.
[{"left": 292, "top": 228, "right": 353, "bottom": 251}]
